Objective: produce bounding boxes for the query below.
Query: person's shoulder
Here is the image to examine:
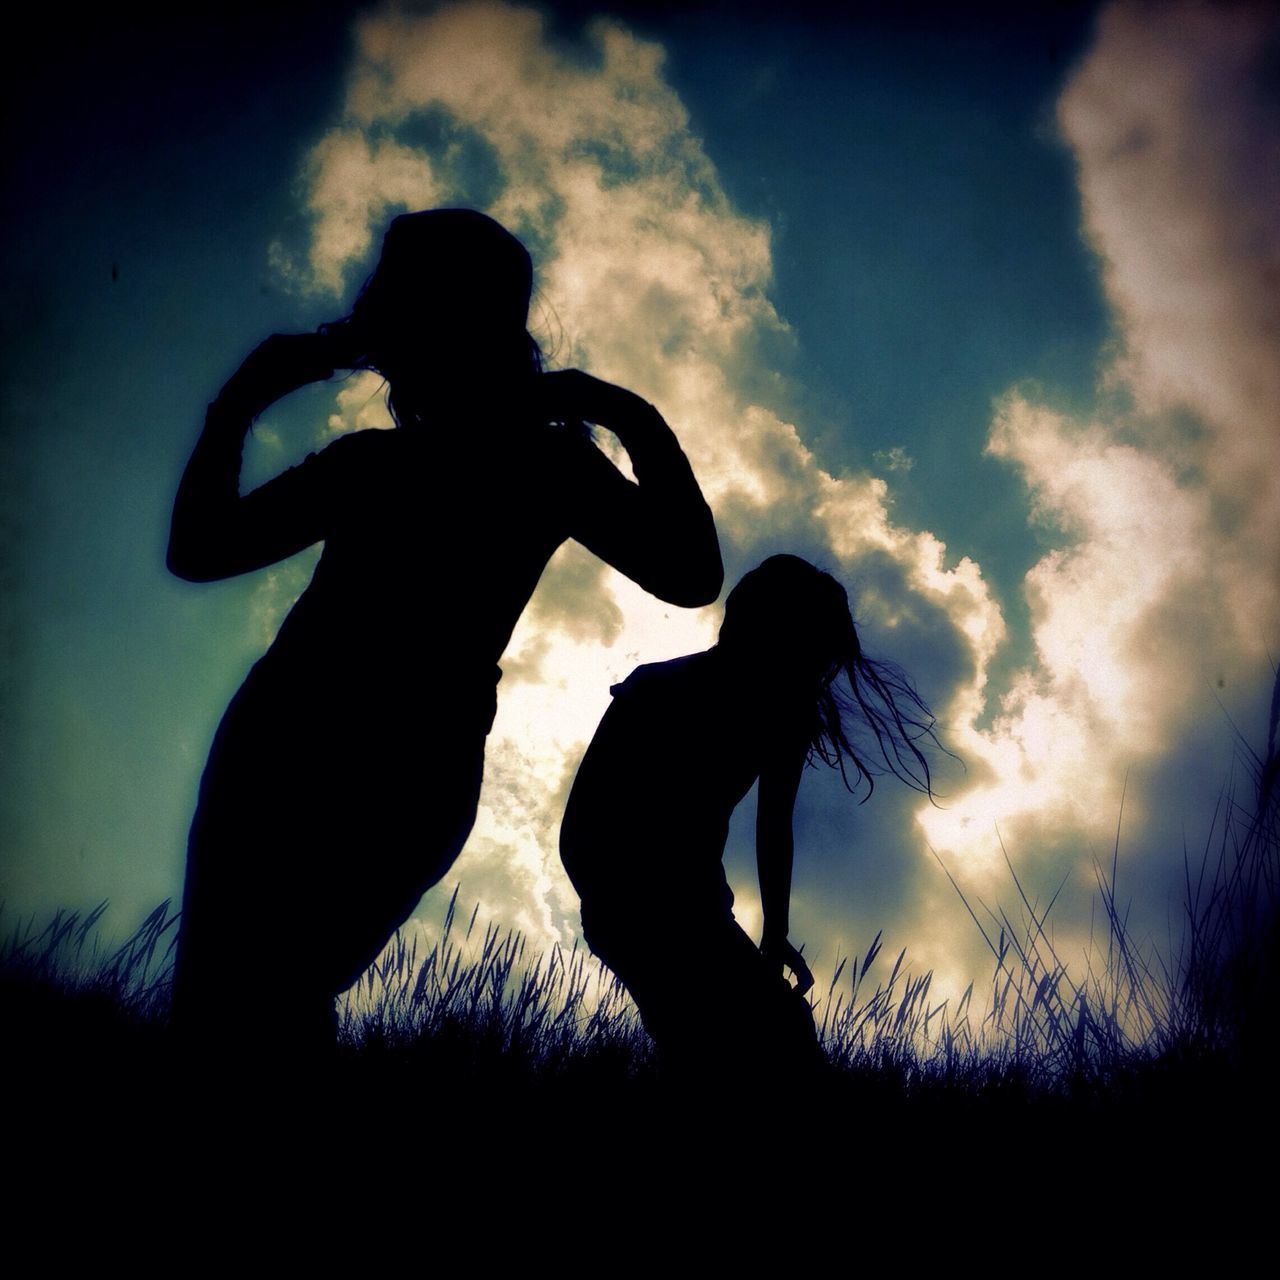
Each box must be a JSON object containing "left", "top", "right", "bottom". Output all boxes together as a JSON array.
[{"left": 609, "top": 650, "right": 711, "bottom": 698}]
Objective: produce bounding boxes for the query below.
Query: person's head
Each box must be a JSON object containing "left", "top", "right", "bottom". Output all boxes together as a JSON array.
[
  {"left": 720, "top": 554, "right": 856, "bottom": 689},
  {"left": 327, "top": 208, "right": 541, "bottom": 424},
  {"left": 718, "top": 554, "right": 946, "bottom": 800}
]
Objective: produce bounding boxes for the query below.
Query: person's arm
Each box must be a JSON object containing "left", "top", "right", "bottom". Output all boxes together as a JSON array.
[
  {"left": 547, "top": 370, "right": 723, "bottom": 608},
  {"left": 757, "top": 741, "right": 814, "bottom": 994},
  {"left": 167, "top": 333, "right": 340, "bottom": 582}
]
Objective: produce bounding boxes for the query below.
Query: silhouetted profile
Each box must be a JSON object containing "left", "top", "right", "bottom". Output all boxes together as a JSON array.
[
  {"left": 168, "top": 208, "right": 723, "bottom": 1051},
  {"left": 560, "top": 555, "right": 946, "bottom": 1086}
]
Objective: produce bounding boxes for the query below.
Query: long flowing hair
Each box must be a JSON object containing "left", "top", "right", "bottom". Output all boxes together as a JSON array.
[{"left": 721, "top": 555, "right": 951, "bottom": 801}]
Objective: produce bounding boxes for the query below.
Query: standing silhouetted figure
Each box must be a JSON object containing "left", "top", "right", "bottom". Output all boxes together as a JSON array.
[
  {"left": 168, "top": 209, "right": 723, "bottom": 1052},
  {"left": 560, "top": 555, "right": 945, "bottom": 1088}
]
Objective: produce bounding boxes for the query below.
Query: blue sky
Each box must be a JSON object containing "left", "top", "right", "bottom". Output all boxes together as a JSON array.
[{"left": 4, "top": 0, "right": 1277, "bottom": 1007}]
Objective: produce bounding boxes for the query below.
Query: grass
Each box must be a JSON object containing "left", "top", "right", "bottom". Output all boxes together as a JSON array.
[
  {"left": 337, "top": 891, "right": 656, "bottom": 1093},
  {"left": 5, "top": 674, "right": 1276, "bottom": 1147}
]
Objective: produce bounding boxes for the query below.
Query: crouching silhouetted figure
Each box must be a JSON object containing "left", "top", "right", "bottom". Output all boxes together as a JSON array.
[{"left": 560, "top": 555, "right": 947, "bottom": 1090}]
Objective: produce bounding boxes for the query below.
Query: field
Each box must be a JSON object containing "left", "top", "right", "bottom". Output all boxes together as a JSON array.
[{"left": 5, "top": 678, "right": 1275, "bottom": 1188}]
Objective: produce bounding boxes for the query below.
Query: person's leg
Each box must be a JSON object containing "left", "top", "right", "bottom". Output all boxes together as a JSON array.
[
  {"left": 173, "top": 779, "right": 339, "bottom": 1067},
  {"left": 581, "top": 903, "right": 824, "bottom": 1088},
  {"left": 698, "top": 917, "right": 825, "bottom": 1081},
  {"left": 317, "top": 737, "right": 487, "bottom": 999},
  {"left": 580, "top": 901, "right": 697, "bottom": 1056},
  {"left": 171, "top": 671, "right": 305, "bottom": 1053},
  {"left": 173, "top": 664, "right": 497, "bottom": 1071}
]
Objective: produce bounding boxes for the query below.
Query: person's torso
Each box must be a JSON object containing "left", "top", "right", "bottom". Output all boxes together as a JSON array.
[
  {"left": 260, "top": 422, "right": 586, "bottom": 693},
  {"left": 560, "top": 651, "right": 802, "bottom": 905}
]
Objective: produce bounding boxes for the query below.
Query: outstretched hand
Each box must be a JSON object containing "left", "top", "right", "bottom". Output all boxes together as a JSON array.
[{"left": 761, "top": 936, "right": 815, "bottom": 996}]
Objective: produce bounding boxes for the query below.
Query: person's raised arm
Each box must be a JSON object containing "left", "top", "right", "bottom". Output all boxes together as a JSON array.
[
  {"left": 546, "top": 370, "right": 723, "bottom": 608},
  {"left": 168, "top": 333, "right": 341, "bottom": 583},
  {"left": 757, "top": 742, "right": 813, "bottom": 995}
]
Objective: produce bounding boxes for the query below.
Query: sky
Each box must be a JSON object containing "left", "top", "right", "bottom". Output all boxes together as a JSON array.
[{"left": 3, "top": 0, "right": 1277, "bottom": 1012}]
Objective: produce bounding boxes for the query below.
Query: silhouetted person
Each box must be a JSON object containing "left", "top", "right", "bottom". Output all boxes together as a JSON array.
[
  {"left": 168, "top": 209, "right": 723, "bottom": 1053},
  {"left": 560, "top": 555, "right": 945, "bottom": 1088}
]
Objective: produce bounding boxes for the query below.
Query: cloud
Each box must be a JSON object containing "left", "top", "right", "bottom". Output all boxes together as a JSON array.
[
  {"left": 873, "top": 446, "right": 914, "bottom": 473},
  {"left": 281, "top": 0, "right": 997, "bottom": 971},
  {"left": 921, "top": 1, "right": 1280, "bottom": 923},
  {"left": 322, "top": 369, "right": 396, "bottom": 439},
  {"left": 1056, "top": 0, "right": 1280, "bottom": 637},
  {"left": 1060, "top": 3, "right": 1280, "bottom": 493},
  {"left": 268, "top": 0, "right": 1276, "bottom": 1006},
  {"left": 301, "top": 131, "right": 444, "bottom": 294}
]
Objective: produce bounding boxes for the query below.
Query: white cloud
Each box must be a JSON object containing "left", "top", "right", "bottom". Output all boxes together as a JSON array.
[
  {"left": 285, "top": 0, "right": 1000, "bottom": 970},
  {"left": 922, "top": 1, "right": 1280, "bottom": 896},
  {"left": 269, "top": 0, "right": 1277, "bottom": 1007},
  {"left": 1056, "top": 0, "right": 1280, "bottom": 639},
  {"left": 303, "top": 131, "right": 444, "bottom": 294},
  {"left": 322, "top": 369, "right": 396, "bottom": 439}
]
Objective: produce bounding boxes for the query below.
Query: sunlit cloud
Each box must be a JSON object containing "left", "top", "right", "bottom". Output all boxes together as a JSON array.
[
  {"left": 923, "top": 0, "right": 1280, "bottom": 903},
  {"left": 266, "top": 0, "right": 1277, "bottom": 999},
  {"left": 302, "top": 131, "right": 443, "bottom": 295},
  {"left": 278, "top": 0, "right": 997, "bottom": 969},
  {"left": 323, "top": 369, "right": 396, "bottom": 439}
]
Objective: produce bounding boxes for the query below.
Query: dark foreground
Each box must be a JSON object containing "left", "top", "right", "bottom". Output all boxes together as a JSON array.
[{"left": 7, "top": 956, "right": 1265, "bottom": 1175}]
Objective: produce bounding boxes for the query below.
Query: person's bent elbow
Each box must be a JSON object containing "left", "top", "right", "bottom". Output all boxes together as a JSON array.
[
  {"left": 167, "top": 527, "right": 228, "bottom": 583},
  {"left": 688, "top": 557, "right": 724, "bottom": 608},
  {"left": 167, "top": 543, "right": 216, "bottom": 583},
  {"left": 661, "top": 545, "right": 724, "bottom": 608}
]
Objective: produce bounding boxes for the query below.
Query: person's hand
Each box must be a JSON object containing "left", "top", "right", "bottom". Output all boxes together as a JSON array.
[
  {"left": 217, "top": 333, "right": 338, "bottom": 419},
  {"left": 316, "top": 319, "right": 368, "bottom": 373},
  {"left": 531, "top": 369, "right": 658, "bottom": 439},
  {"left": 761, "top": 936, "right": 814, "bottom": 996}
]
